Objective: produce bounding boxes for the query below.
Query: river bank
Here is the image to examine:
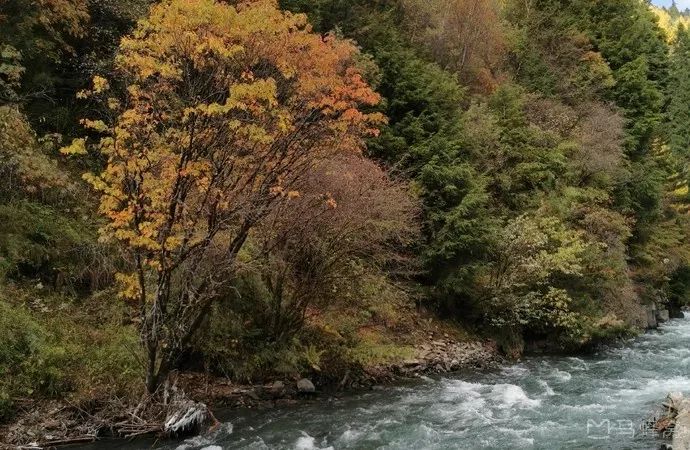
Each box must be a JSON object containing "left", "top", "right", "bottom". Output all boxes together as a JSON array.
[
  {"left": 3, "top": 302, "right": 680, "bottom": 449},
  {"left": 0, "top": 323, "right": 503, "bottom": 448},
  {"left": 88, "top": 315, "right": 690, "bottom": 450}
]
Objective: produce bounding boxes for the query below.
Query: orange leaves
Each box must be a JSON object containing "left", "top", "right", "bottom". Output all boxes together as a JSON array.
[
  {"left": 196, "top": 36, "right": 244, "bottom": 61},
  {"left": 69, "top": 0, "right": 384, "bottom": 306},
  {"left": 55, "top": 0, "right": 391, "bottom": 390}
]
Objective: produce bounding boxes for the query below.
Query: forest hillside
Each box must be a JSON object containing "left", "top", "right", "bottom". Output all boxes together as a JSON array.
[{"left": 3, "top": 0, "right": 690, "bottom": 444}]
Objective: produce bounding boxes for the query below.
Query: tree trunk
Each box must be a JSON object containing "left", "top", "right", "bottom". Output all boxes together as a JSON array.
[{"left": 146, "top": 346, "right": 160, "bottom": 394}]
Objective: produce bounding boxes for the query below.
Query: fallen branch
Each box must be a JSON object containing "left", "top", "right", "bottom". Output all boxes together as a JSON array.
[{"left": 39, "top": 436, "right": 96, "bottom": 446}]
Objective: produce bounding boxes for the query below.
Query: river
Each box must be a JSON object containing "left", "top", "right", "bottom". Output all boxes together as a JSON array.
[{"left": 91, "top": 316, "right": 690, "bottom": 449}]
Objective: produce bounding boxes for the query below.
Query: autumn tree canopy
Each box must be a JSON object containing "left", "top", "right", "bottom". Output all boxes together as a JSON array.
[{"left": 64, "top": 0, "right": 383, "bottom": 393}]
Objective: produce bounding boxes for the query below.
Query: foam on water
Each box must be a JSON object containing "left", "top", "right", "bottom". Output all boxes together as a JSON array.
[
  {"left": 551, "top": 368, "right": 572, "bottom": 381},
  {"left": 335, "top": 427, "right": 364, "bottom": 443},
  {"left": 501, "top": 365, "right": 530, "bottom": 377},
  {"left": 175, "top": 434, "right": 212, "bottom": 450},
  {"left": 294, "top": 434, "right": 334, "bottom": 450},
  {"left": 537, "top": 379, "right": 555, "bottom": 396},
  {"left": 489, "top": 384, "right": 541, "bottom": 408}
]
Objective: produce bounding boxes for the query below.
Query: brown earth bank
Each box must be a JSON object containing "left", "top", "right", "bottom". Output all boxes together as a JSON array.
[{"left": 0, "top": 334, "right": 502, "bottom": 449}]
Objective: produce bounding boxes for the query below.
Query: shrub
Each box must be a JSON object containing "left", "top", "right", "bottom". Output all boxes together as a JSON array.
[
  {"left": 0, "top": 202, "right": 112, "bottom": 291},
  {"left": 0, "top": 300, "right": 68, "bottom": 420},
  {"left": 0, "top": 294, "right": 142, "bottom": 421}
]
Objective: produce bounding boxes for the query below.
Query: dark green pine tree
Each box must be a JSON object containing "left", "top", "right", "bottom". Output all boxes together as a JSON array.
[
  {"left": 668, "top": 25, "right": 690, "bottom": 158},
  {"left": 581, "top": 0, "right": 669, "bottom": 158},
  {"left": 670, "top": 0, "right": 681, "bottom": 19}
]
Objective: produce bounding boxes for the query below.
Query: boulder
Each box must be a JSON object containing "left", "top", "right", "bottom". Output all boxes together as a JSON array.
[
  {"left": 670, "top": 305, "right": 685, "bottom": 319},
  {"left": 645, "top": 304, "right": 658, "bottom": 329},
  {"left": 296, "top": 378, "right": 315, "bottom": 394},
  {"left": 246, "top": 389, "right": 260, "bottom": 401},
  {"left": 267, "top": 381, "right": 285, "bottom": 398},
  {"left": 657, "top": 309, "right": 671, "bottom": 323}
]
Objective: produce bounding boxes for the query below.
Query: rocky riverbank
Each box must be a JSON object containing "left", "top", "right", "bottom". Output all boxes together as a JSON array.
[
  {"left": 645, "top": 302, "right": 685, "bottom": 330},
  {"left": 175, "top": 338, "right": 502, "bottom": 410},
  {"left": 1, "top": 336, "right": 501, "bottom": 448}
]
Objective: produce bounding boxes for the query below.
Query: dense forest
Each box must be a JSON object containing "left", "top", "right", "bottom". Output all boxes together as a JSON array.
[{"left": 4, "top": 0, "right": 690, "bottom": 441}]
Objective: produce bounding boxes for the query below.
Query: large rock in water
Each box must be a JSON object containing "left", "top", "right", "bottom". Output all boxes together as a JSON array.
[
  {"left": 670, "top": 305, "right": 685, "bottom": 319},
  {"left": 296, "top": 378, "right": 315, "bottom": 394},
  {"left": 657, "top": 309, "right": 671, "bottom": 323}
]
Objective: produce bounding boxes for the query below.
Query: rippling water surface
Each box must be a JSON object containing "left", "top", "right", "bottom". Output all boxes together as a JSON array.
[{"left": 95, "top": 316, "right": 690, "bottom": 449}]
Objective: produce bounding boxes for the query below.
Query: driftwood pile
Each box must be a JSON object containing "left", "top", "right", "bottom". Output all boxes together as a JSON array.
[{"left": 5, "top": 382, "right": 219, "bottom": 449}]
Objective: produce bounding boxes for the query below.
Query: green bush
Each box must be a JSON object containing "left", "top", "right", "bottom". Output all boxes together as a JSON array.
[
  {"left": 0, "top": 202, "right": 112, "bottom": 292},
  {"left": 0, "top": 300, "right": 68, "bottom": 420},
  {"left": 0, "top": 295, "right": 142, "bottom": 422},
  {"left": 83, "top": 324, "right": 141, "bottom": 396}
]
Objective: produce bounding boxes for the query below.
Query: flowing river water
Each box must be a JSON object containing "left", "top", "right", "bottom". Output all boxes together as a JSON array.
[{"left": 91, "top": 315, "right": 690, "bottom": 449}]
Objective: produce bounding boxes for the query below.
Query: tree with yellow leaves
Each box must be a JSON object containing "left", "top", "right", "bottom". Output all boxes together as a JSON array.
[{"left": 64, "top": 0, "right": 383, "bottom": 393}]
